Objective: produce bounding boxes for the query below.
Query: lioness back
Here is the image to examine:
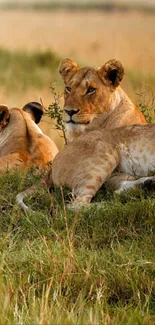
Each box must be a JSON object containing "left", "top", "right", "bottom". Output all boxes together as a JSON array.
[{"left": 0, "top": 103, "right": 58, "bottom": 172}]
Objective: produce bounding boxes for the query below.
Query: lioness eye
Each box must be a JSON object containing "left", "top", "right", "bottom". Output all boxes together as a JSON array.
[
  {"left": 65, "top": 86, "right": 71, "bottom": 93},
  {"left": 86, "top": 87, "right": 96, "bottom": 95}
]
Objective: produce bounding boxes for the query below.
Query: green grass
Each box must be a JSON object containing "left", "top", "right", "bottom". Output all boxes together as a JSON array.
[
  {"left": 0, "top": 170, "right": 155, "bottom": 324},
  {"left": 0, "top": 47, "right": 155, "bottom": 99},
  {"left": 0, "top": 47, "right": 60, "bottom": 92},
  {"left": 128, "top": 70, "right": 155, "bottom": 92},
  {"left": 1, "top": 1, "right": 155, "bottom": 13},
  {"left": 0, "top": 49, "right": 154, "bottom": 322}
]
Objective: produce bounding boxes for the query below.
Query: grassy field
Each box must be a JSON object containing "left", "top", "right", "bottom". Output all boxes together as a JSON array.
[
  {"left": 0, "top": 6, "right": 155, "bottom": 324},
  {"left": 1, "top": 0, "right": 155, "bottom": 11},
  {"left": 0, "top": 9, "right": 155, "bottom": 146},
  {"left": 0, "top": 46, "right": 155, "bottom": 148},
  {"left": 0, "top": 170, "right": 155, "bottom": 324},
  {"left": 0, "top": 10, "right": 155, "bottom": 75},
  {"left": 0, "top": 9, "right": 155, "bottom": 100}
]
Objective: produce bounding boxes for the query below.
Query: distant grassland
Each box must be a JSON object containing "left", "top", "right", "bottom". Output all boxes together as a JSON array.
[
  {"left": 0, "top": 47, "right": 155, "bottom": 93},
  {"left": 1, "top": 1, "right": 155, "bottom": 12},
  {"left": 0, "top": 10, "right": 154, "bottom": 77},
  {"left": 0, "top": 46, "right": 155, "bottom": 147},
  {"left": 0, "top": 47, "right": 60, "bottom": 91}
]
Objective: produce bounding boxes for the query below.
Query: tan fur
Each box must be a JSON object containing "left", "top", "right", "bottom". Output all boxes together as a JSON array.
[
  {"left": 15, "top": 60, "right": 148, "bottom": 211},
  {"left": 51, "top": 124, "right": 155, "bottom": 209},
  {"left": 0, "top": 104, "right": 58, "bottom": 172},
  {"left": 59, "top": 58, "right": 146, "bottom": 142},
  {"left": 59, "top": 58, "right": 147, "bottom": 191}
]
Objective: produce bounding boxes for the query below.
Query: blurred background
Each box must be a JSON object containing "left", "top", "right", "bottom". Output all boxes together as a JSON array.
[{"left": 0, "top": 0, "right": 155, "bottom": 147}]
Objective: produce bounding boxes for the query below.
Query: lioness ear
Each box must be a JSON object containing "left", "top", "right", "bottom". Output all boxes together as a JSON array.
[
  {"left": 0, "top": 105, "right": 10, "bottom": 128},
  {"left": 22, "top": 102, "right": 44, "bottom": 124},
  {"left": 98, "top": 59, "right": 124, "bottom": 88},
  {"left": 59, "top": 58, "right": 78, "bottom": 83}
]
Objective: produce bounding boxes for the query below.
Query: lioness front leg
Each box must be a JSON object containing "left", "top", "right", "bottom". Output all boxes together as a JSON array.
[
  {"left": 115, "top": 176, "right": 155, "bottom": 194},
  {"left": 67, "top": 190, "right": 94, "bottom": 211},
  {"left": 67, "top": 158, "right": 118, "bottom": 211},
  {"left": 106, "top": 172, "right": 136, "bottom": 190},
  {"left": 68, "top": 179, "right": 106, "bottom": 211},
  {"left": 106, "top": 172, "right": 155, "bottom": 193}
]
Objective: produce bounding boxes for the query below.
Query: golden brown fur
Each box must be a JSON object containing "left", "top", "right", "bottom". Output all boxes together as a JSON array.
[
  {"left": 0, "top": 102, "right": 58, "bottom": 172},
  {"left": 17, "top": 123, "right": 155, "bottom": 212},
  {"left": 59, "top": 58, "right": 146, "bottom": 142},
  {"left": 50, "top": 124, "right": 155, "bottom": 210},
  {"left": 15, "top": 60, "right": 148, "bottom": 211}
]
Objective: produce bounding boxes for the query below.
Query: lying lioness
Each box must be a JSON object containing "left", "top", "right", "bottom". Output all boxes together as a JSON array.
[
  {"left": 0, "top": 102, "right": 58, "bottom": 172},
  {"left": 59, "top": 58, "right": 147, "bottom": 190},
  {"left": 17, "top": 123, "right": 155, "bottom": 212},
  {"left": 45, "top": 123, "right": 155, "bottom": 210},
  {"left": 16, "top": 59, "right": 149, "bottom": 211}
]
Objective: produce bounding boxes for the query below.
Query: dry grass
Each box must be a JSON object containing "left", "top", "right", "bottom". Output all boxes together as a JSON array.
[
  {"left": 0, "top": 9, "right": 154, "bottom": 74},
  {"left": 0, "top": 170, "right": 155, "bottom": 324},
  {"left": 0, "top": 9, "right": 154, "bottom": 147}
]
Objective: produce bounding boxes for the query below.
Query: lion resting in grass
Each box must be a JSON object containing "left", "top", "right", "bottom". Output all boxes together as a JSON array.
[
  {"left": 16, "top": 59, "right": 150, "bottom": 211},
  {"left": 48, "top": 123, "right": 155, "bottom": 210},
  {"left": 59, "top": 58, "right": 146, "bottom": 142},
  {"left": 17, "top": 123, "right": 155, "bottom": 212},
  {"left": 0, "top": 102, "right": 58, "bottom": 172},
  {"left": 59, "top": 58, "right": 147, "bottom": 190}
]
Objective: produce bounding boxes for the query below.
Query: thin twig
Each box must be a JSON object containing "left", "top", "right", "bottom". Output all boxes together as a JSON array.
[{"left": 45, "top": 84, "right": 68, "bottom": 144}]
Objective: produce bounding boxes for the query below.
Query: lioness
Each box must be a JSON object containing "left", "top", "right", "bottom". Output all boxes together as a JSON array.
[
  {"left": 47, "top": 123, "right": 155, "bottom": 210},
  {"left": 59, "top": 58, "right": 147, "bottom": 190},
  {"left": 59, "top": 58, "right": 146, "bottom": 142},
  {"left": 16, "top": 60, "right": 149, "bottom": 211},
  {"left": 17, "top": 123, "right": 155, "bottom": 212},
  {"left": 0, "top": 102, "right": 58, "bottom": 172}
]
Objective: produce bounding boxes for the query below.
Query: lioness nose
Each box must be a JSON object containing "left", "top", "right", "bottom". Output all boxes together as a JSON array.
[{"left": 64, "top": 109, "right": 79, "bottom": 117}]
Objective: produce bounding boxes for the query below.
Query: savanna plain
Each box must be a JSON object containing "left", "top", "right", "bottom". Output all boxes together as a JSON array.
[{"left": 0, "top": 7, "right": 155, "bottom": 324}]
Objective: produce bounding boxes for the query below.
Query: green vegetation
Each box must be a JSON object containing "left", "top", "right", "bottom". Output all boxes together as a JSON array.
[
  {"left": 1, "top": 1, "right": 155, "bottom": 13},
  {"left": 136, "top": 86, "right": 155, "bottom": 123},
  {"left": 0, "top": 46, "right": 154, "bottom": 323},
  {"left": 128, "top": 70, "right": 155, "bottom": 93},
  {"left": 0, "top": 47, "right": 155, "bottom": 98},
  {"left": 0, "top": 169, "right": 155, "bottom": 324},
  {"left": 0, "top": 47, "right": 60, "bottom": 92}
]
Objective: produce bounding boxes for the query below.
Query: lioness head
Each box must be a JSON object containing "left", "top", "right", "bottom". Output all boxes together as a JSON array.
[
  {"left": 0, "top": 101, "right": 44, "bottom": 132},
  {"left": 59, "top": 58, "right": 124, "bottom": 140},
  {"left": 0, "top": 105, "right": 10, "bottom": 130}
]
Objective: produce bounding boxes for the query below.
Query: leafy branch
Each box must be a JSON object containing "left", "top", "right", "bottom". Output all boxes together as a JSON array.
[
  {"left": 44, "top": 84, "right": 68, "bottom": 145},
  {"left": 136, "top": 84, "right": 155, "bottom": 123}
]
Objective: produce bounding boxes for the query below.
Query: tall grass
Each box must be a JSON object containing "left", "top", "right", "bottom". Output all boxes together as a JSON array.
[{"left": 0, "top": 170, "right": 155, "bottom": 324}]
